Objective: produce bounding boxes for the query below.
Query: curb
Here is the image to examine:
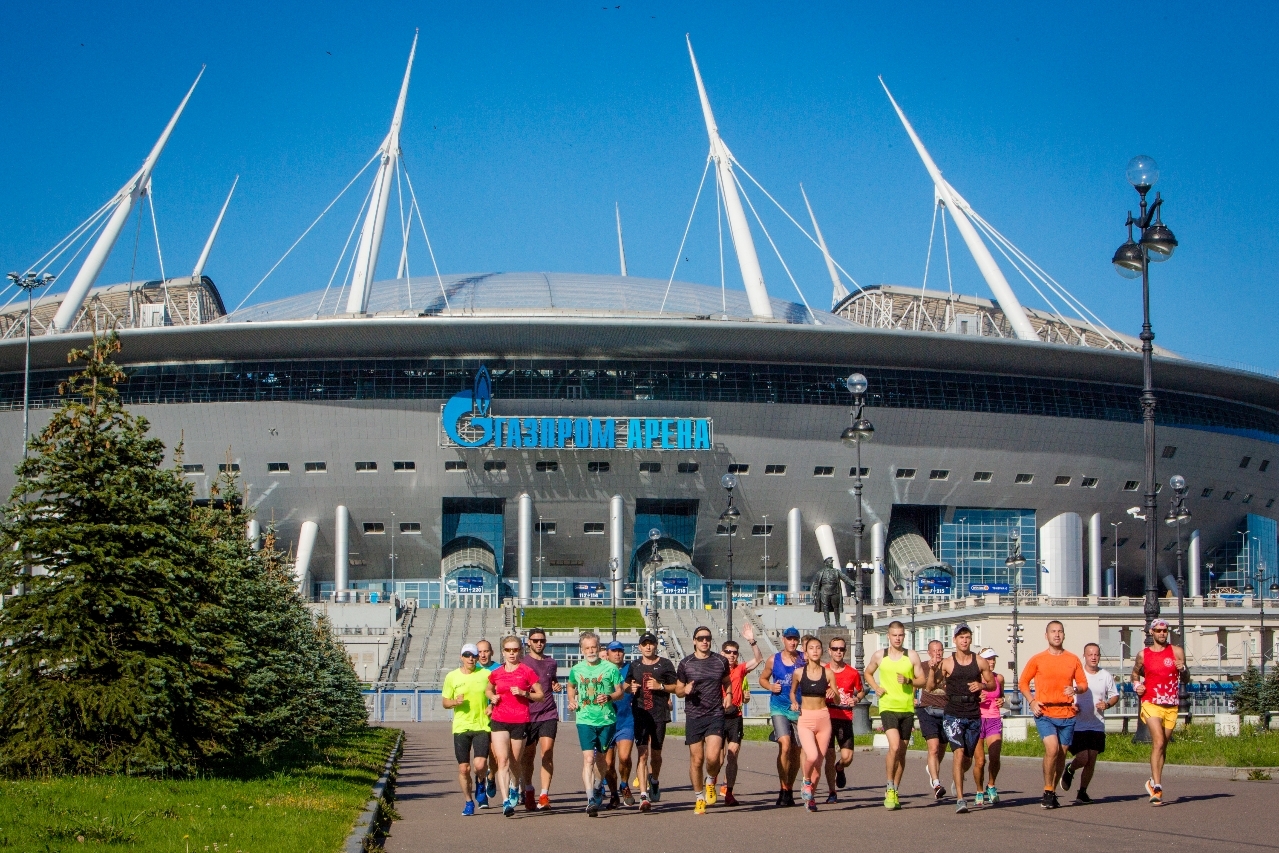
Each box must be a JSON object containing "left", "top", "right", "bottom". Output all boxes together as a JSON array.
[
  {"left": 343, "top": 731, "right": 404, "bottom": 853},
  {"left": 992, "top": 753, "right": 1277, "bottom": 781}
]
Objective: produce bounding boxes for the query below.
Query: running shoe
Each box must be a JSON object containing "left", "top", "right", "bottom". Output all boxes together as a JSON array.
[
  {"left": 825, "top": 792, "right": 838, "bottom": 804},
  {"left": 694, "top": 797, "right": 706, "bottom": 815},
  {"left": 1040, "top": 790, "right": 1053, "bottom": 809},
  {"left": 503, "top": 800, "right": 515, "bottom": 817},
  {"left": 955, "top": 798, "right": 969, "bottom": 814},
  {"left": 718, "top": 783, "right": 728, "bottom": 799},
  {"left": 463, "top": 800, "right": 476, "bottom": 817},
  {"left": 648, "top": 775, "right": 661, "bottom": 803},
  {"left": 783, "top": 788, "right": 796, "bottom": 807},
  {"left": 884, "top": 788, "right": 901, "bottom": 810},
  {"left": 807, "top": 798, "right": 818, "bottom": 813},
  {"left": 801, "top": 781, "right": 813, "bottom": 803},
  {"left": 724, "top": 791, "right": 739, "bottom": 807},
  {"left": 705, "top": 780, "right": 717, "bottom": 806},
  {"left": 1062, "top": 761, "right": 1075, "bottom": 790},
  {"left": 487, "top": 776, "right": 498, "bottom": 799},
  {"left": 986, "top": 785, "right": 998, "bottom": 805},
  {"left": 587, "top": 797, "right": 599, "bottom": 818},
  {"left": 523, "top": 788, "right": 536, "bottom": 812},
  {"left": 476, "top": 786, "right": 490, "bottom": 809},
  {"left": 974, "top": 791, "right": 985, "bottom": 806},
  {"left": 836, "top": 766, "right": 846, "bottom": 789},
  {"left": 608, "top": 791, "right": 620, "bottom": 810},
  {"left": 1075, "top": 790, "right": 1092, "bottom": 805},
  {"left": 537, "top": 793, "right": 551, "bottom": 811},
  {"left": 1144, "top": 778, "right": 1163, "bottom": 804},
  {"left": 1050, "top": 791, "right": 1061, "bottom": 809},
  {"left": 632, "top": 776, "right": 641, "bottom": 789},
  {"left": 621, "top": 785, "right": 635, "bottom": 807},
  {"left": 933, "top": 782, "right": 946, "bottom": 801},
  {"left": 639, "top": 795, "right": 652, "bottom": 813}
]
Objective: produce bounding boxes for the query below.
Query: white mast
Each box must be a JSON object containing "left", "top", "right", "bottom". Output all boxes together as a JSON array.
[
  {"left": 51, "top": 68, "right": 204, "bottom": 332},
  {"left": 687, "top": 35, "right": 773, "bottom": 320},
  {"left": 346, "top": 31, "right": 418, "bottom": 314},
  {"left": 800, "top": 183, "right": 848, "bottom": 308},
  {"left": 191, "top": 175, "right": 238, "bottom": 280},
  {"left": 878, "top": 78, "right": 1039, "bottom": 342},
  {"left": 615, "top": 202, "right": 628, "bottom": 276}
]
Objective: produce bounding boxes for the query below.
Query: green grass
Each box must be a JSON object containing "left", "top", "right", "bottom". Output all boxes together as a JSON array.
[
  {"left": 517, "top": 606, "right": 646, "bottom": 631},
  {"left": 0, "top": 727, "right": 399, "bottom": 852}
]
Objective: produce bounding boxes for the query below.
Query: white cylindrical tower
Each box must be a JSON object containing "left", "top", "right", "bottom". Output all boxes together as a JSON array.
[
  {"left": 787, "top": 508, "right": 803, "bottom": 594},
  {"left": 294, "top": 520, "right": 319, "bottom": 597},
  {"left": 247, "top": 518, "right": 261, "bottom": 551},
  {"left": 871, "top": 521, "right": 886, "bottom": 605},
  {"left": 610, "top": 494, "right": 625, "bottom": 603},
  {"left": 814, "top": 523, "right": 841, "bottom": 570},
  {"left": 1040, "top": 512, "right": 1084, "bottom": 597},
  {"left": 518, "top": 493, "right": 533, "bottom": 605},
  {"left": 1189, "top": 529, "right": 1202, "bottom": 598},
  {"left": 1088, "top": 512, "right": 1103, "bottom": 596},
  {"left": 334, "top": 506, "right": 349, "bottom": 602}
]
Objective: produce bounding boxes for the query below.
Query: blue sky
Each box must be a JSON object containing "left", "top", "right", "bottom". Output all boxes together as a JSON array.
[{"left": 2, "top": 2, "right": 1277, "bottom": 370}]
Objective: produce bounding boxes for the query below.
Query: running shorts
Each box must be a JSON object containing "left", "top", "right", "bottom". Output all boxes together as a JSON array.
[
  {"left": 613, "top": 719, "right": 636, "bottom": 745},
  {"left": 830, "top": 717, "right": 855, "bottom": 751},
  {"left": 685, "top": 714, "right": 726, "bottom": 745},
  {"left": 723, "top": 715, "right": 745, "bottom": 745},
  {"left": 1034, "top": 714, "right": 1076, "bottom": 747},
  {"left": 576, "top": 723, "right": 616, "bottom": 753},
  {"left": 1069, "top": 730, "right": 1106, "bottom": 755},
  {"left": 527, "top": 718, "right": 558, "bottom": 743},
  {"left": 634, "top": 710, "right": 667, "bottom": 750},
  {"left": 453, "top": 730, "right": 491, "bottom": 764},
  {"left": 917, "top": 706, "right": 945, "bottom": 741},
  {"left": 1139, "top": 702, "right": 1178, "bottom": 731},
  {"left": 879, "top": 710, "right": 915, "bottom": 740},
  {"left": 769, "top": 713, "right": 798, "bottom": 743},
  {"left": 490, "top": 720, "right": 529, "bottom": 740},
  {"left": 943, "top": 715, "right": 982, "bottom": 754},
  {"left": 979, "top": 716, "right": 1002, "bottom": 741}
]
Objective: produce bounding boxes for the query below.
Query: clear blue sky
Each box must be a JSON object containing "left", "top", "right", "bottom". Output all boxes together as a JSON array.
[{"left": 2, "top": 2, "right": 1277, "bottom": 370}]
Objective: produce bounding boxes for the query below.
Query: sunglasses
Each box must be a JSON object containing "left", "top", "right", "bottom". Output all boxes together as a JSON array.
[
  {"left": 724, "top": 649, "right": 739, "bottom": 654},
  {"left": 529, "top": 637, "right": 546, "bottom": 643},
  {"left": 694, "top": 635, "right": 712, "bottom": 642},
  {"left": 461, "top": 652, "right": 477, "bottom": 658},
  {"left": 830, "top": 646, "right": 846, "bottom": 652},
  {"left": 503, "top": 647, "right": 521, "bottom": 653},
  {"left": 1152, "top": 628, "right": 1169, "bottom": 633}
]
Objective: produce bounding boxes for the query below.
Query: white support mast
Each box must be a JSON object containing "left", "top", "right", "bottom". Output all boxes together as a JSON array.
[
  {"left": 687, "top": 36, "right": 773, "bottom": 320},
  {"left": 615, "top": 202, "right": 628, "bottom": 276},
  {"left": 800, "top": 184, "right": 848, "bottom": 309},
  {"left": 879, "top": 78, "right": 1039, "bottom": 342},
  {"left": 346, "top": 31, "right": 418, "bottom": 314},
  {"left": 191, "top": 175, "right": 238, "bottom": 281},
  {"left": 51, "top": 68, "right": 204, "bottom": 332}
]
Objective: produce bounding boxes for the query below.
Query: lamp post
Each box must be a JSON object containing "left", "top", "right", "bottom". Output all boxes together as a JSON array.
[
  {"left": 840, "top": 372, "right": 875, "bottom": 734},
  {"left": 646, "top": 528, "right": 663, "bottom": 604},
  {"left": 1112, "top": 155, "right": 1178, "bottom": 645},
  {"left": 1256, "top": 558, "right": 1277, "bottom": 678},
  {"left": 1005, "top": 529, "right": 1027, "bottom": 715},
  {"left": 6, "top": 272, "right": 54, "bottom": 461},
  {"left": 761, "top": 513, "right": 769, "bottom": 603},
  {"left": 1110, "top": 521, "right": 1123, "bottom": 598},
  {"left": 893, "top": 565, "right": 920, "bottom": 650},
  {"left": 1164, "top": 475, "right": 1191, "bottom": 710},
  {"left": 720, "top": 473, "right": 741, "bottom": 640},
  {"left": 609, "top": 556, "right": 621, "bottom": 641}
]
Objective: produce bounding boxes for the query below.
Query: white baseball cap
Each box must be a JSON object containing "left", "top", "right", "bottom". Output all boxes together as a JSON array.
[{"left": 461, "top": 643, "right": 480, "bottom": 657}]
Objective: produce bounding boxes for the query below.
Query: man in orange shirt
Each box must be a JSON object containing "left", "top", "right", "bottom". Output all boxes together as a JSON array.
[{"left": 1018, "top": 620, "right": 1089, "bottom": 809}]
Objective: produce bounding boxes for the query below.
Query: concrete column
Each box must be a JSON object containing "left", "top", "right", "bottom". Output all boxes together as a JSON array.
[
  {"left": 1040, "top": 512, "right": 1083, "bottom": 597},
  {"left": 1189, "top": 529, "right": 1202, "bottom": 598},
  {"left": 871, "top": 521, "right": 886, "bottom": 605},
  {"left": 518, "top": 493, "right": 533, "bottom": 605},
  {"left": 247, "top": 518, "right": 261, "bottom": 551},
  {"left": 814, "top": 523, "right": 841, "bottom": 570},
  {"left": 1088, "top": 512, "right": 1103, "bottom": 596},
  {"left": 294, "top": 520, "right": 319, "bottom": 597},
  {"left": 787, "top": 508, "right": 802, "bottom": 594},
  {"left": 334, "top": 505, "right": 349, "bottom": 601},
  {"left": 610, "top": 494, "right": 625, "bottom": 603}
]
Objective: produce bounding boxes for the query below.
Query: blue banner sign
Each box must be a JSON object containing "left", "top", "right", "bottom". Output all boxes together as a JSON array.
[
  {"left": 968, "top": 583, "right": 1011, "bottom": 595},
  {"left": 441, "top": 367, "right": 712, "bottom": 450},
  {"left": 457, "top": 576, "right": 485, "bottom": 594},
  {"left": 574, "top": 582, "right": 606, "bottom": 600},
  {"left": 661, "top": 578, "right": 690, "bottom": 594}
]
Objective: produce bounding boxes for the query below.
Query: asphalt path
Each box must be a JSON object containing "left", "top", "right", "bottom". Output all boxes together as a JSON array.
[{"left": 381, "top": 723, "right": 1275, "bottom": 852}]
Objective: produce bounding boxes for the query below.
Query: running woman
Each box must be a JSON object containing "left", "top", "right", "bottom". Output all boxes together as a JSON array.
[
  {"left": 477, "top": 637, "right": 502, "bottom": 799},
  {"left": 627, "top": 632, "right": 676, "bottom": 812},
  {"left": 1062, "top": 642, "right": 1119, "bottom": 804},
  {"left": 790, "top": 635, "right": 835, "bottom": 812},
  {"left": 718, "top": 622, "right": 764, "bottom": 806},
  {"left": 865, "top": 620, "right": 925, "bottom": 809},
  {"left": 487, "top": 635, "right": 545, "bottom": 817},
  {"left": 604, "top": 641, "right": 636, "bottom": 808},
  {"left": 1019, "top": 620, "right": 1089, "bottom": 809},
  {"left": 917, "top": 639, "right": 950, "bottom": 800},
  {"left": 442, "top": 644, "right": 493, "bottom": 816},
  {"left": 1132, "top": 618, "right": 1187, "bottom": 805},
  {"left": 823, "top": 634, "right": 865, "bottom": 804},
  {"left": 932, "top": 624, "right": 996, "bottom": 813},
  {"left": 520, "top": 627, "right": 563, "bottom": 811},
  {"left": 759, "top": 626, "right": 804, "bottom": 806},
  {"left": 567, "top": 631, "right": 623, "bottom": 817},
  {"left": 971, "top": 647, "right": 1004, "bottom": 806}
]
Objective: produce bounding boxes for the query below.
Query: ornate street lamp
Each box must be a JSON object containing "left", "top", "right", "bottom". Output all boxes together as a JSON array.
[
  {"left": 841, "top": 372, "right": 874, "bottom": 734},
  {"left": 6, "top": 271, "right": 55, "bottom": 461},
  {"left": 720, "top": 472, "right": 741, "bottom": 639},
  {"left": 609, "top": 556, "right": 621, "bottom": 641},
  {"left": 1164, "top": 474, "right": 1191, "bottom": 710},
  {"left": 1005, "top": 530, "right": 1027, "bottom": 715}
]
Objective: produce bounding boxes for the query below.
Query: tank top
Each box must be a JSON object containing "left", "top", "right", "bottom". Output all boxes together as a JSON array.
[
  {"left": 1141, "top": 646, "right": 1181, "bottom": 706},
  {"left": 876, "top": 651, "right": 916, "bottom": 713},
  {"left": 979, "top": 674, "right": 1004, "bottom": 719},
  {"left": 798, "top": 665, "right": 829, "bottom": 698},
  {"left": 768, "top": 652, "right": 805, "bottom": 716},
  {"left": 945, "top": 653, "right": 982, "bottom": 718}
]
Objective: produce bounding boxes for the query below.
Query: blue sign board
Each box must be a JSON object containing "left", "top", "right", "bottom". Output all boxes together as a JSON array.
[
  {"left": 662, "top": 577, "right": 690, "bottom": 594},
  {"left": 574, "top": 582, "right": 606, "bottom": 600},
  {"left": 968, "top": 583, "right": 1011, "bottom": 595},
  {"left": 918, "top": 576, "right": 952, "bottom": 594},
  {"left": 457, "top": 576, "right": 485, "bottom": 594}
]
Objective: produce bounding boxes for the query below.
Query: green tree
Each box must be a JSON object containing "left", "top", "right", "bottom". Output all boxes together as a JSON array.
[{"left": 1236, "top": 665, "right": 1264, "bottom": 716}]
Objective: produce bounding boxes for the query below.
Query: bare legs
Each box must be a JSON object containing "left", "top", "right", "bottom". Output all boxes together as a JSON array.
[
  {"left": 489, "top": 731, "right": 525, "bottom": 802},
  {"left": 884, "top": 728, "right": 907, "bottom": 789},
  {"left": 972, "top": 735, "right": 1001, "bottom": 790},
  {"left": 1041, "top": 735, "right": 1066, "bottom": 790},
  {"left": 520, "top": 735, "right": 555, "bottom": 793},
  {"left": 689, "top": 736, "right": 724, "bottom": 796},
  {"left": 458, "top": 755, "right": 488, "bottom": 801}
]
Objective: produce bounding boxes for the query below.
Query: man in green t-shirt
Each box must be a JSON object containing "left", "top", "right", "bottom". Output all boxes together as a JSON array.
[
  {"left": 442, "top": 643, "right": 494, "bottom": 816},
  {"left": 567, "top": 631, "right": 623, "bottom": 817}
]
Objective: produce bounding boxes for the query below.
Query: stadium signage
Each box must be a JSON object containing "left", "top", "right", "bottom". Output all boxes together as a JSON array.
[{"left": 441, "top": 366, "right": 713, "bottom": 450}]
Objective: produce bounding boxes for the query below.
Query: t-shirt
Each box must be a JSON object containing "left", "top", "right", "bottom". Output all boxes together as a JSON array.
[
  {"left": 677, "top": 652, "right": 731, "bottom": 719},
  {"left": 488, "top": 663, "right": 539, "bottom": 724},
  {"left": 627, "top": 657, "right": 678, "bottom": 723},
  {"left": 766, "top": 652, "right": 805, "bottom": 718},
  {"left": 442, "top": 666, "right": 492, "bottom": 734},
  {"left": 614, "top": 662, "right": 634, "bottom": 726},
  {"left": 918, "top": 658, "right": 948, "bottom": 710},
  {"left": 1019, "top": 650, "right": 1089, "bottom": 719},
  {"left": 825, "top": 663, "right": 864, "bottom": 722},
  {"left": 480, "top": 660, "right": 500, "bottom": 672},
  {"left": 724, "top": 663, "right": 750, "bottom": 718},
  {"left": 979, "top": 674, "right": 1005, "bottom": 719},
  {"left": 522, "top": 653, "right": 561, "bottom": 723},
  {"left": 569, "top": 658, "right": 622, "bottom": 728},
  {"left": 1075, "top": 668, "right": 1119, "bottom": 733},
  {"left": 1140, "top": 647, "right": 1181, "bottom": 707}
]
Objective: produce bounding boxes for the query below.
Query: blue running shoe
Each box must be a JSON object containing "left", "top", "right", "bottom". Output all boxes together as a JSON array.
[
  {"left": 487, "top": 776, "right": 498, "bottom": 799},
  {"left": 463, "top": 800, "right": 476, "bottom": 817},
  {"left": 476, "top": 786, "right": 490, "bottom": 809}
]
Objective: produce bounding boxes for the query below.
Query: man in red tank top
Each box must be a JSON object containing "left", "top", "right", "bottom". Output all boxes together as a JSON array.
[{"left": 1132, "top": 618, "right": 1187, "bottom": 805}]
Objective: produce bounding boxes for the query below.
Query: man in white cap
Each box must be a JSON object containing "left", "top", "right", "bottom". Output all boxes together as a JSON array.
[{"left": 442, "top": 644, "right": 493, "bottom": 815}]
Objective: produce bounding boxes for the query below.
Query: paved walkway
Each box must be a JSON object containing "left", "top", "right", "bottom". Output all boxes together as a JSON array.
[{"left": 382, "top": 723, "right": 1276, "bottom": 852}]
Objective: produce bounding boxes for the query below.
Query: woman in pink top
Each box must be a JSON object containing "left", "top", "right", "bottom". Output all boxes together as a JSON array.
[
  {"left": 485, "top": 635, "right": 545, "bottom": 816},
  {"left": 972, "top": 647, "right": 1005, "bottom": 805}
]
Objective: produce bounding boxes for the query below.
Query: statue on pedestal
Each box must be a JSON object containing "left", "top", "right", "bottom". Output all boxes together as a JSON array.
[{"left": 811, "top": 556, "right": 856, "bottom": 626}]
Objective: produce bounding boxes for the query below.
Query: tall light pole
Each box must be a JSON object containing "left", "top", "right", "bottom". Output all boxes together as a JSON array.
[
  {"left": 720, "top": 473, "right": 741, "bottom": 640},
  {"left": 761, "top": 513, "right": 769, "bottom": 602},
  {"left": 609, "top": 556, "right": 621, "bottom": 641},
  {"left": 1005, "top": 529, "right": 1027, "bottom": 714},
  {"left": 840, "top": 372, "right": 875, "bottom": 735},
  {"left": 389, "top": 510, "right": 397, "bottom": 596},
  {"left": 6, "top": 272, "right": 54, "bottom": 461},
  {"left": 537, "top": 513, "right": 544, "bottom": 605},
  {"left": 1111, "top": 520, "right": 1123, "bottom": 597},
  {"left": 893, "top": 566, "right": 920, "bottom": 651},
  {"left": 1164, "top": 475, "right": 1191, "bottom": 710},
  {"left": 1112, "top": 154, "right": 1179, "bottom": 645}
]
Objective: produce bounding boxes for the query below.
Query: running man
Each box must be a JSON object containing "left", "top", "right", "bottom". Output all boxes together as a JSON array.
[
  {"left": 1019, "top": 620, "right": 1089, "bottom": 809},
  {"left": 971, "top": 647, "right": 1004, "bottom": 806},
  {"left": 759, "top": 626, "right": 804, "bottom": 806},
  {"left": 931, "top": 624, "right": 996, "bottom": 813},
  {"left": 1132, "top": 618, "right": 1187, "bottom": 805},
  {"left": 486, "top": 635, "right": 545, "bottom": 817},
  {"left": 917, "top": 639, "right": 950, "bottom": 800},
  {"left": 865, "top": 620, "right": 925, "bottom": 809},
  {"left": 823, "top": 634, "right": 866, "bottom": 804},
  {"left": 520, "top": 627, "right": 562, "bottom": 811},
  {"left": 567, "top": 631, "right": 624, "bottom": 817},
  {"left": 627, "top": 632, "right": 677, "bottom": 812},
  {"left": 477, "top": 638, "right": 500, "bottom": 671},
  {"left": 604, "top": 640, "right": 636, "bottom": 808},
  {"left": 442, "top": 644, "right": 492, "bottom": 816},
  {"left": 718, "top": 622, "right": 764, "bottom": 806},
  {"left": 1062, "top": 641, "right": 1119, "bottom": 804},
  {"left": 791, "top": 635, "right": 834, "bottom": 812}
]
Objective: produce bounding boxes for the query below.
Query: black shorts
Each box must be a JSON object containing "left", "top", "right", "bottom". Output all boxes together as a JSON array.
[
  {"left": 685, "top": 714, "right": 726, "bottom": 745},
  {"left": 634, "top": 710, "right": 668, "bottom": 750},
  {"left": 454, "top": 730, "right": 491, "bottom": 764},
  {"left": 917, "top": 706, "right": 945, "bottom": 741},
  {"left": 490, "top": 720, "right": 529, "bottom": 740},
  {"left": 723, "top": 715, "right": 744, "bottom": 745},
  {"left": 830, "top": 717, "right": 855, "bottom": 751},
  {"left": 879, "top": 711, "right": 915, "bottom": 740},
  {"left": 1069, "top": 729, "right": 1107, "bottom": 755},
  {"left": 527, "top": 718, "right": 558, "bottom": 743}
]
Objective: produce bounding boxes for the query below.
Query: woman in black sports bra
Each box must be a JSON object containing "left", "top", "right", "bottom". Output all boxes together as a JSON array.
[{"left": 789, "top": 636, "right": 835, "bottom": 811}]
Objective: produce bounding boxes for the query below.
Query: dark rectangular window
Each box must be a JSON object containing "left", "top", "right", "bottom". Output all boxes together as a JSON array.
[
  {"left": 929, "top": 469, "right": 949, "bottom": 481},
  {"left": 587, "top": 461, "right": 610, "bottom": 473},
  {"left": 583, "top": 522, "right": 606, "bottom": 534},
  {"left": 1242, "top": 494, "right": 1254, "bottom": 504},
  {"left": 482, "top": 460, "right": 505, "bottom": 472},
  {"left": 1223, "top": 491, "right": 1235, "bottom": 500},
  {"left": 304, "top": 461, "right": 327, "bottom": 473},
  {"left": 1081, "top": 477, "right": 1098, "bottom": 488},
  {"left": 355, "top": 461, "right": 377, "bottom": 472},
  {"left": 536, "top": 460, "right": 559, "bottom": 472},
  {"left": 218, "top": 463, "right": 240, "bottom": 473},
  {"left": 1123, "top": 480, "right": 1140, "bottom": 491},
  {"left": 363, "top": 522, "right": 385, "bottom": 534},
  {"left": 727, "top": 463, "right": 750, "bottom": 474},
  {"left": 267, "top": 462, "right": 289, "bottom": 473},
  {"left": 393, "top": 460, "right": 416, "bottom": 472},
  {"left": 1162, "top": 446, "right": 1177, "bottom": 459},
  {"left": 849, "top": 467, "right": 869, "bottom": 477},
  {"left": 1054, "top": 475, "right": 1072, "bottom": 486},
  {"left": 751, "top": 524, "right": 773, "bottom": 536},
  {"left": 814, "top": 466, "right": 835, "bottom": 477},
  {"left": 1117, "top": 537, "right": 1129, "bottom": 546},
  {"left": 1201, "top": 488, "right": 1213, "bottom": 498},
  {"left": 444, "top": 460, "right": 467, "bottom": 471},
  {"left": 765, "top": 464, "right": 786, "bottom": 475},
  {"left": 716, "top": 523, "right": 738, "bottom": 535},
  {"left": 182, "top": 464, "right": 204, "bottom": 475},
  {"left": 639, "top": 461, "right": 661, "bottom": 473},
  {"left": 1164, "top": 541, "right": 1177, "bottom": 551},
  {"left": 1261, "top": 460, "right": 1271, "bottom": 472},
  {"left": 895, "top": 468, "right": 916, "bottom": 480},
  {"left": 973, "top": 471, "right": 993, "bottom": 482},
  {"left": 535, "top": 521, "right": 556, "bottom": 534},
  {"left": 400, "top": 522, "right": 422, "bottom": 534},
  {"left": 1015, "top": 473, "right": 1034, "bottom": 484},
  {"left": 677, "top": 462, "right": 700, "bottom": 474},
  {"left": 1240, "top": 456, "right": 1252, "bottom": 468},
  {"left": 1267, "top": 499, "right": 1275, "bottom": 509}
]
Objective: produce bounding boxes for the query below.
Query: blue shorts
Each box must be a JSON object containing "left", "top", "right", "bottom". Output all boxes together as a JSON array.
[
  {"left": 942, "top": 715, "right": 982, "bottom": 754},
  {"left": 1034, "top": 715, "right": 1076, "bottom": 747},
  {"left": 576, "top": 723, "right": 616, "bottom": 753},
  {"left": 612, "top": 718, "right": 635, "bottom": 745}
]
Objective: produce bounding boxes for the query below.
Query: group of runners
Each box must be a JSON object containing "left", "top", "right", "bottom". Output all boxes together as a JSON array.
[{"left": 442, "top": 614, "right": 1187, "bottom": 816}]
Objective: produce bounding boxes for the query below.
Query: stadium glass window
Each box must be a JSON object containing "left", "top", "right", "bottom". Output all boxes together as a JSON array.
[
  {"left": 1261, "top": 460, "right": 1271, "bottom": 472},
  {"left": 1122, "top": 480, "right": 1140, "bottom": 491},
  {"left": 182, "top": 464, "right": 204, "bottom": 475},
  {"left": 1081, "top": 477, "right": 1098, "bottom": 488},
  {"left": 1201, "top": 488, "right": 1214, "bottom": 498},
  {"left": 765, "top": 464, "right": 787, "bottom": 475},
  {"left": 1223, "top": 491, "right": 1235, "bottom": 500},
  {"left": 639, "top": 461, "right": 661, "bottom": 473},
  {"left": 1240, "top": 456, "right": 1252, "bottom": 468},
  {"left": 587, "top": 461, "right": 610, "bottom": 473},
  {"left": 583, "top": 522, "right": 606, "bottom": 534},
  {"left": 355, "top": 461, "right": 377, "bottom": 472},
  {"left": 1164, "top": 541, "right": 1177, "bottom": 551},
  {"left": 444, "top": 460, "right": 468, "bottom": 472},
  {"left": 895, "top": 468, "right": 916, "bottom": 480},
  {"left": 363, "top": 522, "right": 385, "bottom": 534},
  {"left": 1155, "top": 483, "right": 1163, "bottom": 493},
  {"left": 1116, "top": 537, "right": 1129, "bottom": 547},
  {"left": 393, "top": 460, "right": 416, "bottom": 472},
  {"left": 678, "top": 462, "right": 700, "bottom": 474},
  {"left": 972, "top": 471, "right": 993, "bottom": 482},
  {"left": 304, "top": 461, "right": 327, "bottom": 473},
  {"left": 1162, "top": 445, "right": 1177, "bottom": 459},
  {"left": 483, "top": 460, "right": 505, "bottom": 472},
  {"left": 399, "top": 522, "right": 422, "bottom": 534},
  {"left": 1242, "top": 494, "right": 1254, "bottom": 505},
  {"left": 267, "top": 462, "right": 290, "bottom": 473},
  {"left": 1054, "top": 476, "right": 1072, "bottom": 486},
  {"left": 1015, "top": 473, "right": 1034, "bottom": 485},
  {"left": 716, "top": 523, "right": 739, "bottom": 535},
  {"left": 751, "top": 524, "right": 774, "bottom": 536},
  {"left": 728, "top": 463, "right": 750, "bottom": 474},
  {"left": 814, "top": 466, "right": 835, "bottom": 477},
  {"left": 1267, "top": 499, "right": 1275, "bottom": 509},
  {"left": 849, "top": 467, "right": 869, "bottom": 477},
  {"left": 929, "top": 469, "right": 949, "bottom": 481},
  {"left": 218, "top": 463, "right": 240, "bottom": 473},
  {"left": 536, "top": 460, "right": 559, "bottom": 472},
  {"left": 535, "top": 521, "right": 557, "bottom": 534}
]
